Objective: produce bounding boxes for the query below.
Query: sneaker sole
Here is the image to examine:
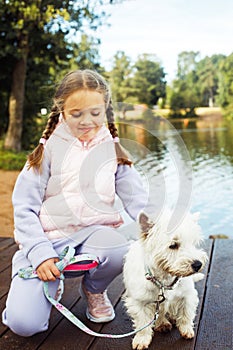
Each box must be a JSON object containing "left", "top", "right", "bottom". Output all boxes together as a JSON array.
[{"left": 86, "top": 309, "right": 115, "bottom": 323}]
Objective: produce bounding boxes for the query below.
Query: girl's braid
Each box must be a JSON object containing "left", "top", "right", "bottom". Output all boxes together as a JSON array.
[
  {"left": 106, "top": 99, "right": 132, "bottom": 166},
  {"left": 27, "top": 105, "right": 60, "bottom": 170},
  {"left": 106, "top": 99, "right": 119, "bottom": 139},
  {"left": 42, "top": 106, "right": 60, "bottom": 139}
]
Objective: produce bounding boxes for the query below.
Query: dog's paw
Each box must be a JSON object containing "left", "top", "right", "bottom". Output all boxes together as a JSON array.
[
  {"left": 132, "top": 333, "right": 153, "bottom": 349},
  {"left": 155, "top": 321, "right": 172, "bottom": 333},
  {"left": 179, "top": 325, "right": 195, "bottom": 339}
]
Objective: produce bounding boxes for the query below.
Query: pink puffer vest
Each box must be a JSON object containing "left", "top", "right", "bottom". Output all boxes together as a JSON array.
[{"left": 39, "top": 122, "right": 123, "bottom": 239}]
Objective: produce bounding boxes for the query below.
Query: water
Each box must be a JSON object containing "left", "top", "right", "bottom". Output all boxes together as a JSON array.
[{"left": 118, "top": 117, "right": 233, "bottom": 238}]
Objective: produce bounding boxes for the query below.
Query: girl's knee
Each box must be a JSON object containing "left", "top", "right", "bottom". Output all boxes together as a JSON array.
[
  {"left": 3, "top": 307, "right": 48, "bottom": 337},
  {"left": 80, "top": 228, "right": 130, "bottom": 272},
  {"left": 3, "top": 276, "right": 57, "bottom": 337},
  {"left": 106, "top": 242, "right": 129, "bottom": 271}
]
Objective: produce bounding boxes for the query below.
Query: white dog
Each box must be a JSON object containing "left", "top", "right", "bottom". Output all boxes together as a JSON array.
[{"left": 123, "top": 210, "right": 208, "bottom": 350}]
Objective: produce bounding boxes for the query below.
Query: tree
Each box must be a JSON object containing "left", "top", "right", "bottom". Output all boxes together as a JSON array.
[
  {"left": 169, "top": 79, "right": 200, "bottom": 117},
  {"left": 177, "top": 51, "right": 200, "bottom": 80},
  {"left": 217, "top": 53, "right": 233, "bottom": 118},
  {"left": 196, "top": 54, "right": 225, "bottom": 107},
  {"left": 63, "top": 34, "right": 103, "bottom": 74},
  {"left": 169, "top": 51, "right": 201, "bottom": 116},
  {"left": 109, "top": 51, "right": 135, "bottom": 118},
  {"left": 131, "top": 54, "right": 166, "bottom": 107},
  {"left": 0, "top": 0, "right": 118, "bottom": 151}
]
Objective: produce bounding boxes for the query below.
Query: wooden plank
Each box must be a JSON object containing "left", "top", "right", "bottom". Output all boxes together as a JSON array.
[
  {"left": 0, "top": 266, "right": 11, "bottom": 299},
  {"left": 37, "top": 274, "right": 125, "bottom": 350},
  {"left": 0, "top": 244, "right": 18, "bottom": 273},
  {"left": 0, "top": 295, "right": 8, "bottom": 336},
  {"left": 195, "top": 239, "right": 233, "bottom": 350},
  {"left": 0, "top": 238, "right": 15, "bottom": 252},
  {"left": 90, "top": 240, "right": 213, "bottom": 350}
]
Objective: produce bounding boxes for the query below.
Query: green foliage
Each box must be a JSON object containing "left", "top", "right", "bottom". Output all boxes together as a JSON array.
[
  {"left": 168, "top": 51, "right": 226, "bottom": 117},
  {"left": 109, "top": 51, "right": 135, "bottom": 104},
  {"left": 132, "top": 54, "right": 166, "bottom": 107},
  {"left": 217, "top": 53, "right": 233, "bottom": 118},
  {"left": 169, "top": 79, "right": 199, "bottom": 117},
  {"left": 71, "top": 34, "right": 102, "bottom": 71},
  {"left": 170, "top": 51, "right": 200, "bottom": 116},
  {"left": 177, "top": 51, "right": 200, "bottom": 80},
  {"left": 109, "top": 52, "right": 166, "bottom": 109},
  {"left": 0, "top": 146, "right": 27, "bottom": 170},
  {"left": 196, "top": 54, "right": 225, "bottom": 107}
]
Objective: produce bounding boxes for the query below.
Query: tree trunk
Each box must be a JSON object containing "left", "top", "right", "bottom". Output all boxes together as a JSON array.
[{"left": 4, "top": 56, "right": 27, "bottom": 151}]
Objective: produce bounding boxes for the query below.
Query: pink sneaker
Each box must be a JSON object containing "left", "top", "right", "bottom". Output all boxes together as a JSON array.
[{"left": 80, "top": 283, "right": 115, "bottom": 323}]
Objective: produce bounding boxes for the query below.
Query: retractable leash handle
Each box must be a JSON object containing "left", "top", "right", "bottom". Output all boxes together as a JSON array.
[
  {"left": 19, "top": 246, "right": 157, "bottom": 339},
  {"left": 18, "top": 246, "right": 99, "bottom": 280}
]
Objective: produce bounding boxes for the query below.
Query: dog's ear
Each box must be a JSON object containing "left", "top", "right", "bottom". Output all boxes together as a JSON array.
[
  {"left": 138, "top": 212, "right": 154, "bottom": 239},
  {"left": 192, "top": 212, "right": 200, "bottom": 223}
]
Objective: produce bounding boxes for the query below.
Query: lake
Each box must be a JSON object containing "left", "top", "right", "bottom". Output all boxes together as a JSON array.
[{"left": 118, "top": 117, "right": 233, "bottom": 238}]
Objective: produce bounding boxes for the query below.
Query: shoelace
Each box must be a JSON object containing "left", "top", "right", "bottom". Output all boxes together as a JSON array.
[{"left": 19, "top": 246, "right": 158, "bottom": 338}]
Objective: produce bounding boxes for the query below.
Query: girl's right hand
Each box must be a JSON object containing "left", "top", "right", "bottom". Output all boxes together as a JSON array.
[{"left": 36, "top": 258, "right": 61, "bottom": 282}]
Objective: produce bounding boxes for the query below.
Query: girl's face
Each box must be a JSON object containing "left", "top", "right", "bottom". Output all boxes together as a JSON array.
[{"left": 63, "top": 89, "right": 106, "bottom": 141}]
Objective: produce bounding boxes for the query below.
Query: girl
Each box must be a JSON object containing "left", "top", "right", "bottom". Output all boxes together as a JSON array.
[{"left": 2, "top": 70, "right": 149, "bottom": 337}]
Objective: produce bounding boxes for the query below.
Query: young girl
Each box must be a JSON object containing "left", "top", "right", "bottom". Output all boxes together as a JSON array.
[{"left": 2, "top": 69, "right": 150, "bottom": 337}]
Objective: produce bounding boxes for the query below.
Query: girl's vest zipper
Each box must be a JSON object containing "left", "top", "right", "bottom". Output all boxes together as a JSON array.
[{"left": 82, "top": 141, "right": 88, "bottom": 150}]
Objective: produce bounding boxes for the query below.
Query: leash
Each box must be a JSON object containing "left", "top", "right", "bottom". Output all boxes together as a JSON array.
[{"left": 18, "top": 246, "right": 158, "bottom": 338}]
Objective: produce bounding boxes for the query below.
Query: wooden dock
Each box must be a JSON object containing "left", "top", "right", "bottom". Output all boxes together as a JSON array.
[{"left": 0, "top": 237, "right": 232, "bottom": 350}]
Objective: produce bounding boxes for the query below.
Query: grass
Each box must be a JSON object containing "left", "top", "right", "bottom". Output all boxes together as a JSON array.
[{"left": 0, "top": 148, "right": 27, "bottom": 170}]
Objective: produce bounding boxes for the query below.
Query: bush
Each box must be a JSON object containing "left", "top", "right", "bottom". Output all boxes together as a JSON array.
[
  {"left": 223, "top": 104, "right": 233, "bottom": 120},
  {"left": 0, "top": 149, "right": 27, "bottom": 170}
]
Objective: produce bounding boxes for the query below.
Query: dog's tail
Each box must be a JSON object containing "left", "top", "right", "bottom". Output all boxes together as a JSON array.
[{"left": 192, "top": 273, "right": 204, "bottom": 282}]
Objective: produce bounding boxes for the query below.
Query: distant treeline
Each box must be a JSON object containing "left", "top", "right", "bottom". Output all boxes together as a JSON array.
[{"left": 108, "top": 50, "right": 233, "bottom": 120}]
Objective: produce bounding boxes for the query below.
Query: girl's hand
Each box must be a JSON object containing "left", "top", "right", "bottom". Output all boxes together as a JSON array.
[{"left": 36, "top": 258, "right": 60, "bottom": 281}]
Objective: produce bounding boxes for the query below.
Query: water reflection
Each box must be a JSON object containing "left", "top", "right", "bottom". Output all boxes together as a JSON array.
[{"left": 118, "top": 118, "right": 233, "bottom": 238}]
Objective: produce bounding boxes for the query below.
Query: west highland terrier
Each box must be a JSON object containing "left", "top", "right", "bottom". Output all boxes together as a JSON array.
[{"left": 123, "top": 210, "right": 208, "bottom": 350}]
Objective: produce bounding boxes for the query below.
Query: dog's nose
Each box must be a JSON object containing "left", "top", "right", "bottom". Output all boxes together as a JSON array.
[{"left": 191, "top": 260, "right": 202, "bottom": 272}]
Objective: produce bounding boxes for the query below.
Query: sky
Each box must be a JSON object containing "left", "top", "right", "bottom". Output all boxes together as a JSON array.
[{"left": 94, "top": 0, "right": 233, "bottom": 81}]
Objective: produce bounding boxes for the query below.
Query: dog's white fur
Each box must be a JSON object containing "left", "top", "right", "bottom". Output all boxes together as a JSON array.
[{"left": 123, "top": 210, "right": 208, "bottom": 350}]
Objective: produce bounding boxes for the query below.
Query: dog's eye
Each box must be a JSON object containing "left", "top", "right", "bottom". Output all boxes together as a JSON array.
[{"left": 169, "top": 242, "right": 179, "bottom": 249}]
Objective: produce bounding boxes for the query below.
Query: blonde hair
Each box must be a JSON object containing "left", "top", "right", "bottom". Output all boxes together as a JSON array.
[{"left": 27, "top": 70, "right": 132, "bottom": 170}]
